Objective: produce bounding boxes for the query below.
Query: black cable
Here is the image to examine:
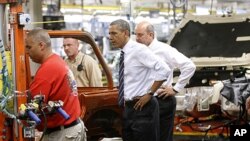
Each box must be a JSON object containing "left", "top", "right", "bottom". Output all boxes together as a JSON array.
[
  {"left": 201, "top": 119, "right": 234, "bottom": 141},
  {"left": 39, "top": 107, "right": 48, "bottom": 141},
  {"left": 239, "top": 104, "right": 248, "bottom": 124},
  {"left": 202, "top": 129, "right": 209, "bottom": 141}
]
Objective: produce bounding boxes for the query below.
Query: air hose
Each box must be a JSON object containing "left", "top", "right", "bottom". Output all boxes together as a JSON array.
[{"left": 0, "top": 39, "right": 15, "bottom": 118}]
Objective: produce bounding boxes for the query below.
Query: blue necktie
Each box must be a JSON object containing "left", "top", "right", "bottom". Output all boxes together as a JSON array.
[{"left": 118, "top": 51, "right": 124, "bottom": 107}]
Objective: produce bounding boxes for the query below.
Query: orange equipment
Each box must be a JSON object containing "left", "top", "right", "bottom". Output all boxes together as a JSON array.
[{"left": 0, "top": 0, "right": 28, "bottom": 140}]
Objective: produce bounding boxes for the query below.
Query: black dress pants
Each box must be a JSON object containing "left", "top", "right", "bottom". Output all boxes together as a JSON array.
[
  {"left": 157, "top": 96, "right": 176, "bottom": 141},
  {"left": 122, "top": 96, "right": 160, "bottom": 141}
]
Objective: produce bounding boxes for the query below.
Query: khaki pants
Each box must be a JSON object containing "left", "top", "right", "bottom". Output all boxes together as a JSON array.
[{"left": 41, "top": 119, "right": 87, "bottom": 141}]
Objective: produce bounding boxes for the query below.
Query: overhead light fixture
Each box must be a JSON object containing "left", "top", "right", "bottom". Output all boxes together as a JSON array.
[{"left": 120, "top": 0, "right": 130, "bottom": 3}]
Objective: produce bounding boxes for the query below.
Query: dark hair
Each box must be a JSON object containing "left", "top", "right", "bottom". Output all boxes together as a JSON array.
[{"left": 110, "top": 19, "right": 131, "bottom": 36}]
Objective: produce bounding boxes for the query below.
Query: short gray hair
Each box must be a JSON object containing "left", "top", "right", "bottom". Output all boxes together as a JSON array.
[
  {"left": 146, "top": 23, "right": 155, "bottom": 34},
  {"left": 27, "top": 28, "right": 51, "bottom": 47},
  {"left": 110, "top": 19, "right": 131, "bottom": 35}
]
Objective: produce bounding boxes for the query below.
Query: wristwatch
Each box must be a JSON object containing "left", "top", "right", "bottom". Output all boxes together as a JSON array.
[{"left": 147, "top": 90, "right": 154, "bottom": 96}]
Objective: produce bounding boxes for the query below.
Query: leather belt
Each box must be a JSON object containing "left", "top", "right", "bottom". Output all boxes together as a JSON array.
[
  {"left": 45, "top": 118, "right": 80, "bottom": 134},
  {"left": 125, "top": 96, "right": 141, "bottom": 106}
]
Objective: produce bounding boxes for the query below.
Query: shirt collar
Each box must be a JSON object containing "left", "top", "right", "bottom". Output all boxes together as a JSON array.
[
  {"left": 148, "top": 38, "right": 158, "bottom": 49},
  {"left": 69, "top": 52, "right": 83, "bottom": 63},
  {"left": 121, "top": 39, "right": 133, "bottom": 54}
]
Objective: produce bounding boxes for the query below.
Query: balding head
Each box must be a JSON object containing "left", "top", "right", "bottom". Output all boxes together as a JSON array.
[
  {"left": 26, "top": 28, "right": 51, "bottom": 47},
  {"left": 25, "top": 28, "right": 52, "bottom": 64},
  {"left": 135, "top": 21, "right": 155, "bottom": 46}
]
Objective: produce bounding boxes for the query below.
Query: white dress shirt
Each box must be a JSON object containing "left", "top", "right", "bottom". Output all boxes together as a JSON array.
[
  {"left": 122, "top": 39, "right": 170, "bottom": 101},
  {"left": 149, "top": 38, "right": 196, "bottom": 92}
]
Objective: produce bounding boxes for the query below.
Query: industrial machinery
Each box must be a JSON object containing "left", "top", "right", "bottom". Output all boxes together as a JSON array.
[
  {"left": 1, "top": 1, "right": 250, "bottom": 141},
  {"left": 0, "top": 0, "right": 32, "bottom": 140},
  {"left": 45, "top": 14, "right": 250, "bottom": 141},
  {"left": 0, "top": 1, "right": 121, "bottom": 140},
  {"left": 168, "top": 13, "right": 250, "bottom": 140},
  {"left": 42, "top": 14, "right": 250, "bottom": 141},
  {"left": 0, "top": 1, "right": 76, "bottom": 140}
]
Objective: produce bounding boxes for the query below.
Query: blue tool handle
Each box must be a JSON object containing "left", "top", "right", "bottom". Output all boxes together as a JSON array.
[
  {"left": 27, "top": 110, "right": 41, "bottom": 124},
  {"left": 57, "top": 107, "right": 70, "bottom": 120}
]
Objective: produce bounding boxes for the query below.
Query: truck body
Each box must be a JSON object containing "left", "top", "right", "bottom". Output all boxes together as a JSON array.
[{"left": 1, "top": 1, "right": 250, "bottom": 140}]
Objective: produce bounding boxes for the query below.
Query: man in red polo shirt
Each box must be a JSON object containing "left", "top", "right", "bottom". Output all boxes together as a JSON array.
[{"left": 25, "top": 28, "right": 86, "bottom": 141}]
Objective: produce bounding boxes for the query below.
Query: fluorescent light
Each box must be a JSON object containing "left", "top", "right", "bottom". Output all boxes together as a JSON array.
[{"left": 236, "top": 36, "right": 250, "bottom": 41}]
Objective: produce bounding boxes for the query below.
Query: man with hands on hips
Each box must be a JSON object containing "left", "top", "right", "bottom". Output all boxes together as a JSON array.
[
  {"left": 109, "top": 19, "right": 171, "bottom": 141},
  {"left": 135, "top": 21, "right": 196, "bottom": 141}
]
